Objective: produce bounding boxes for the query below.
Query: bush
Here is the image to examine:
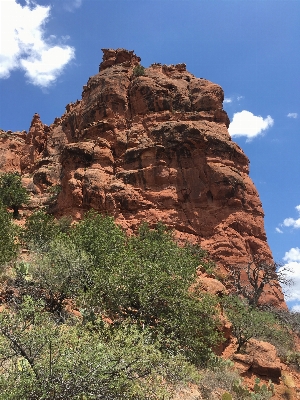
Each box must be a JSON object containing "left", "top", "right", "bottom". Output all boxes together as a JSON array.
[
  {"left": 0, "top": 205, "right": 18, "bottom": 267},
  {"left": 222, "top": 295, "right": 291, "bottom": 353},
  {"left": 0, "top": 296, "right": 200, "bottom": 400},
  {"left": 21, "top": 211, "right": 61, "bottom": 250},
  {"left": 30, "top": 234, "right": 93, "bottom": 313},
  {"left": 0, "top": 172, "right": 29, "bottom": 218},
  {"left": 29, "top": 212, "right": 223, "bottom": 366},
  {"left": 133, "top": 64, "right": 145, "bottom": 77}
]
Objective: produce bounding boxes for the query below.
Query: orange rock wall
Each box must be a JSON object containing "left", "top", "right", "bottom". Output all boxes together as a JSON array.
[{"left": 0, "top": 49, "right": 284, "bottom": 306}]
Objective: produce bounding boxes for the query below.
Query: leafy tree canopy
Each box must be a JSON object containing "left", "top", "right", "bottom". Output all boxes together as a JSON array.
[{"left": 0, "top": 172, "right": 29, "bottom": 218}]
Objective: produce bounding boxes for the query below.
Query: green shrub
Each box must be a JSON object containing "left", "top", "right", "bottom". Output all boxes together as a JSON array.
[
  {"left": 222, "top": 295, "right": 291, "bottom": 353},
  {"left": 0, "top": 296, "right": 200, "bottom": 400},
  {"left": 133, "top": 64, "right": 145, "bottom": 76},
  {"left": 0, "top": 172, "right": 29, "bottom": 218},
  {"left": 222, "top": 393, "right": 233, "bottom": 400},
  {"left": 0, "top": 205, "right": 18, "bottom": 267},
  {"left": 30, "top": 234, "right": 93, "bottom": 312},
  {"left": 21, "top": 210, "right": 60, "bottom": 250},
  {"left": 29, "top": 212, "right": 223, "bottom": 366},
  {"left": 286, "top": 351, "right": 300, "bottom": 370}
]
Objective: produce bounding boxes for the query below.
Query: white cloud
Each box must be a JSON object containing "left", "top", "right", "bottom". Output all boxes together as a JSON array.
[
  {"left": 284, "top": 247, "right": 300, "bottom": 263},
  {"left": 63, "top": 0, "right": 83, "bottom": 12},
  {"left": 284, "top": 218, "right": 300, "bottom": 229},
  {"left": 275, "top": 227, "right": 283, "bottom": 233},
  {"left": 278, "top": 261, "right": 300, "bottom": 302},
  {"left": 224, "top": 98, "right": 232, "bottom": 104},
  {"left": 228, "top": 110, "right": 274, "bottom": 140},
  {"left": 0, "top": 0, "right": 75, "bottom": 87},
  {"left": 287, "top": 113, "right": 298, "bottom": 119},
  {"left": 283, "top": 205, "right": 300, "bottom": 229},
  {"left": 279, "top": 248, "right": 300, "bottom": 305}
]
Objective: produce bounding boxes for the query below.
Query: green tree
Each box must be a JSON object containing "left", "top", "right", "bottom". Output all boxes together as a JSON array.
[
  {"left": 21, "top": 210, "right": 60, "bottom": 250},
  {"left": 0, "top": 205, "right": 18, "bottom": 267},
  {"left": 0, "top": 297, "right": 200, "bottom": 400},
  {"left": 27, "top": 212, "right": 222, "bottom": 366},
  {"left": 0, "top": 172, "right": 29, "bottom": 218},
  {"left": 222, "top": 295, "right": 290, "bottom": 353},
  {"left": 31, "top": 234, "right": 93, "bottom": 313}
]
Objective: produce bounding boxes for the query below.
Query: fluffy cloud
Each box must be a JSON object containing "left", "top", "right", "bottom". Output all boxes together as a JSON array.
[
  {"left": 279, "top": 248, "right": 300, "bottom": 303},
  {"left": 228, "top": 110, "right": 274, "bottom": 140},
  {"left": 0, "top": 0, "right": 75, "bottom": 87},
  {"left": 223, "top": 98, "right": 232, "bottom": 104},
  {"left": 283, "top": 205, "right": 300, "bottom": 229},
  {"left": 284, "top": 247, "right": 300, "bottom": 263},
  {"left": 287, "top": 113, "right": 298, "bottom": 119}
]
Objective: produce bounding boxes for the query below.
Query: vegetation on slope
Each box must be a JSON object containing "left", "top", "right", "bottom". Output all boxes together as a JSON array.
[{"left": 0, "top": 173, "right": 299, "bottom": 399}]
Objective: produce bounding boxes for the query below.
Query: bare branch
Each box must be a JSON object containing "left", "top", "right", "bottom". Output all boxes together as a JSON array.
[{"left": 226, "top": 258, "right": 293, "bottom": 307}]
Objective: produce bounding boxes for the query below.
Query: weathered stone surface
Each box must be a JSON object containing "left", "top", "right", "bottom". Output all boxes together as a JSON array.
[
  {"left": 233, "top": 339, "right": 281, "bottom": 380},
  {"left": 0, "top": 129, "right": 26, "bottom": 172},
  {"left": 0, "top": 49, "right": 285, "bottom": 307}
]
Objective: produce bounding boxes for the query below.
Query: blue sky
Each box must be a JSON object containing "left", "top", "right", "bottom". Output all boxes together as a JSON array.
[{"left": 0, "top": 0, "right": 299, "bottom": 309}]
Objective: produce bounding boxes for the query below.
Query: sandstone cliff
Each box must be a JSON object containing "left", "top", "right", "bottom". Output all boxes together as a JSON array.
[{"left": 0, "top": 49, "right": 283, "bottom": 305}]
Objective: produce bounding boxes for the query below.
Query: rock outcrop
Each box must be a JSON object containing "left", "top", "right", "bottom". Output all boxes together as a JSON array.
[
  {"left": 233, "top": 339, "right": 281, "bottom": 380},
  {"left": 0, "top": 48, "right": 284, "bottom": 306}
]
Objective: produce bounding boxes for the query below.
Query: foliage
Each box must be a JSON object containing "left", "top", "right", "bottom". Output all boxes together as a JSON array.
[
  {"left": 68, "top": 215, "right": 223, "bottom": 365},
  {"left": 0, "top": 205, "right": 18, "bottom": 267},
  {"left": 199, "top": 362, "right": 240, "bottom": 399},
  {"left": 0, "top": 296, "right": 200, "bottom": 400},
  {"left": 133, "top": 64, "right": 145, "bottom": 77},
  {"left": 3, "top": 208, "right": 292, "bottom": 398},
  {"left": 222, "top": 393, "right": 233, "bottom": 400},
  {"left": 286, "top": 351, "right": 300, "bottom": 370},
  {"left": 31, "top": 235, "right": 93, "bottom": 313},
  {"left": 21, "top": 210, "right": 61, "bottom": 250},
  {"left": 47, "top": 184, "right": 61, "bottom": 198},
  {"left": 251, "top": 378, "right": 274, "bottom": 400},
  {"left": 226, "top": 258, "right": 292, "bottom": 307},
  {"left": 222, "top": 295, "right": 291, "bottom": 352},
  {"left": 198, "top": 359, "right": 272, "bottom": 400},
  {"left": 0, "top": 172, "right": 29, "bottom": 218},
  {"left": 21, "top": 212, "right": 222, "bottom": 366}
]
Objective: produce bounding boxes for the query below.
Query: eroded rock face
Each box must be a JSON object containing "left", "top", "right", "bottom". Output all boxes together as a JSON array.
[
  {"left": 233, "top": 339, "right": 281, "bottom": 380},
  {"left": 0, "top": 49, "right": 285, "bottom": 306}
]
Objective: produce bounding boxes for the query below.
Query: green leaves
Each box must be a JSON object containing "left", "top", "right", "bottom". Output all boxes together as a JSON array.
[
  {"left": 0, "top": 172, "right": 29, "bottom": 218},
  {"left": 222, "top": 295, "right": 291, "bottom": 353},
  {"left": 0, "top": 205, "right": 18, "bottom": 267},
  {"left": 21, "top": 210, "right": 60, "bottom": 250},
  {"left": 0, "top": 297, "right": 200, "bottom": 400}
]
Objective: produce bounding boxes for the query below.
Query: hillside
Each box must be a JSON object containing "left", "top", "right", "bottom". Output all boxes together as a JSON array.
[
  {"left": 0, "top": 49, "right": 299, "bottom": 399},
  {"left": 0, "top": 48, "right": 284, "bottom": 306}
]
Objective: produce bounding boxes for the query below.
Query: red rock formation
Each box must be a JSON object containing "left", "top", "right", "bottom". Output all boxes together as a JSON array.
[
  {"left": 0, "top": 49, "right": 285, "bottom": 306},
  {"left": 0, "top": 129, "right": 26, "bottom": 173},
  {"left": 233, "top": 339, "right": 281, "bottom": 379},
  {"left": 20, "top": 113, "right": 49, "bottom": 173}
]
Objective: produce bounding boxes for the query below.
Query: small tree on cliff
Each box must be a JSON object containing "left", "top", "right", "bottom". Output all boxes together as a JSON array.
[
  {"left": 0, "top": 172, "right": 29, "bottom": 218},
  {"left": 226, "top": 258, "right": 292, "bottom": 307}
]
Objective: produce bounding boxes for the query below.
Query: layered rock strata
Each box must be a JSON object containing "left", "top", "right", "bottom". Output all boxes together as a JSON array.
[{"left": 0, "top": 48, "right": 284, "bottom": 305}]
